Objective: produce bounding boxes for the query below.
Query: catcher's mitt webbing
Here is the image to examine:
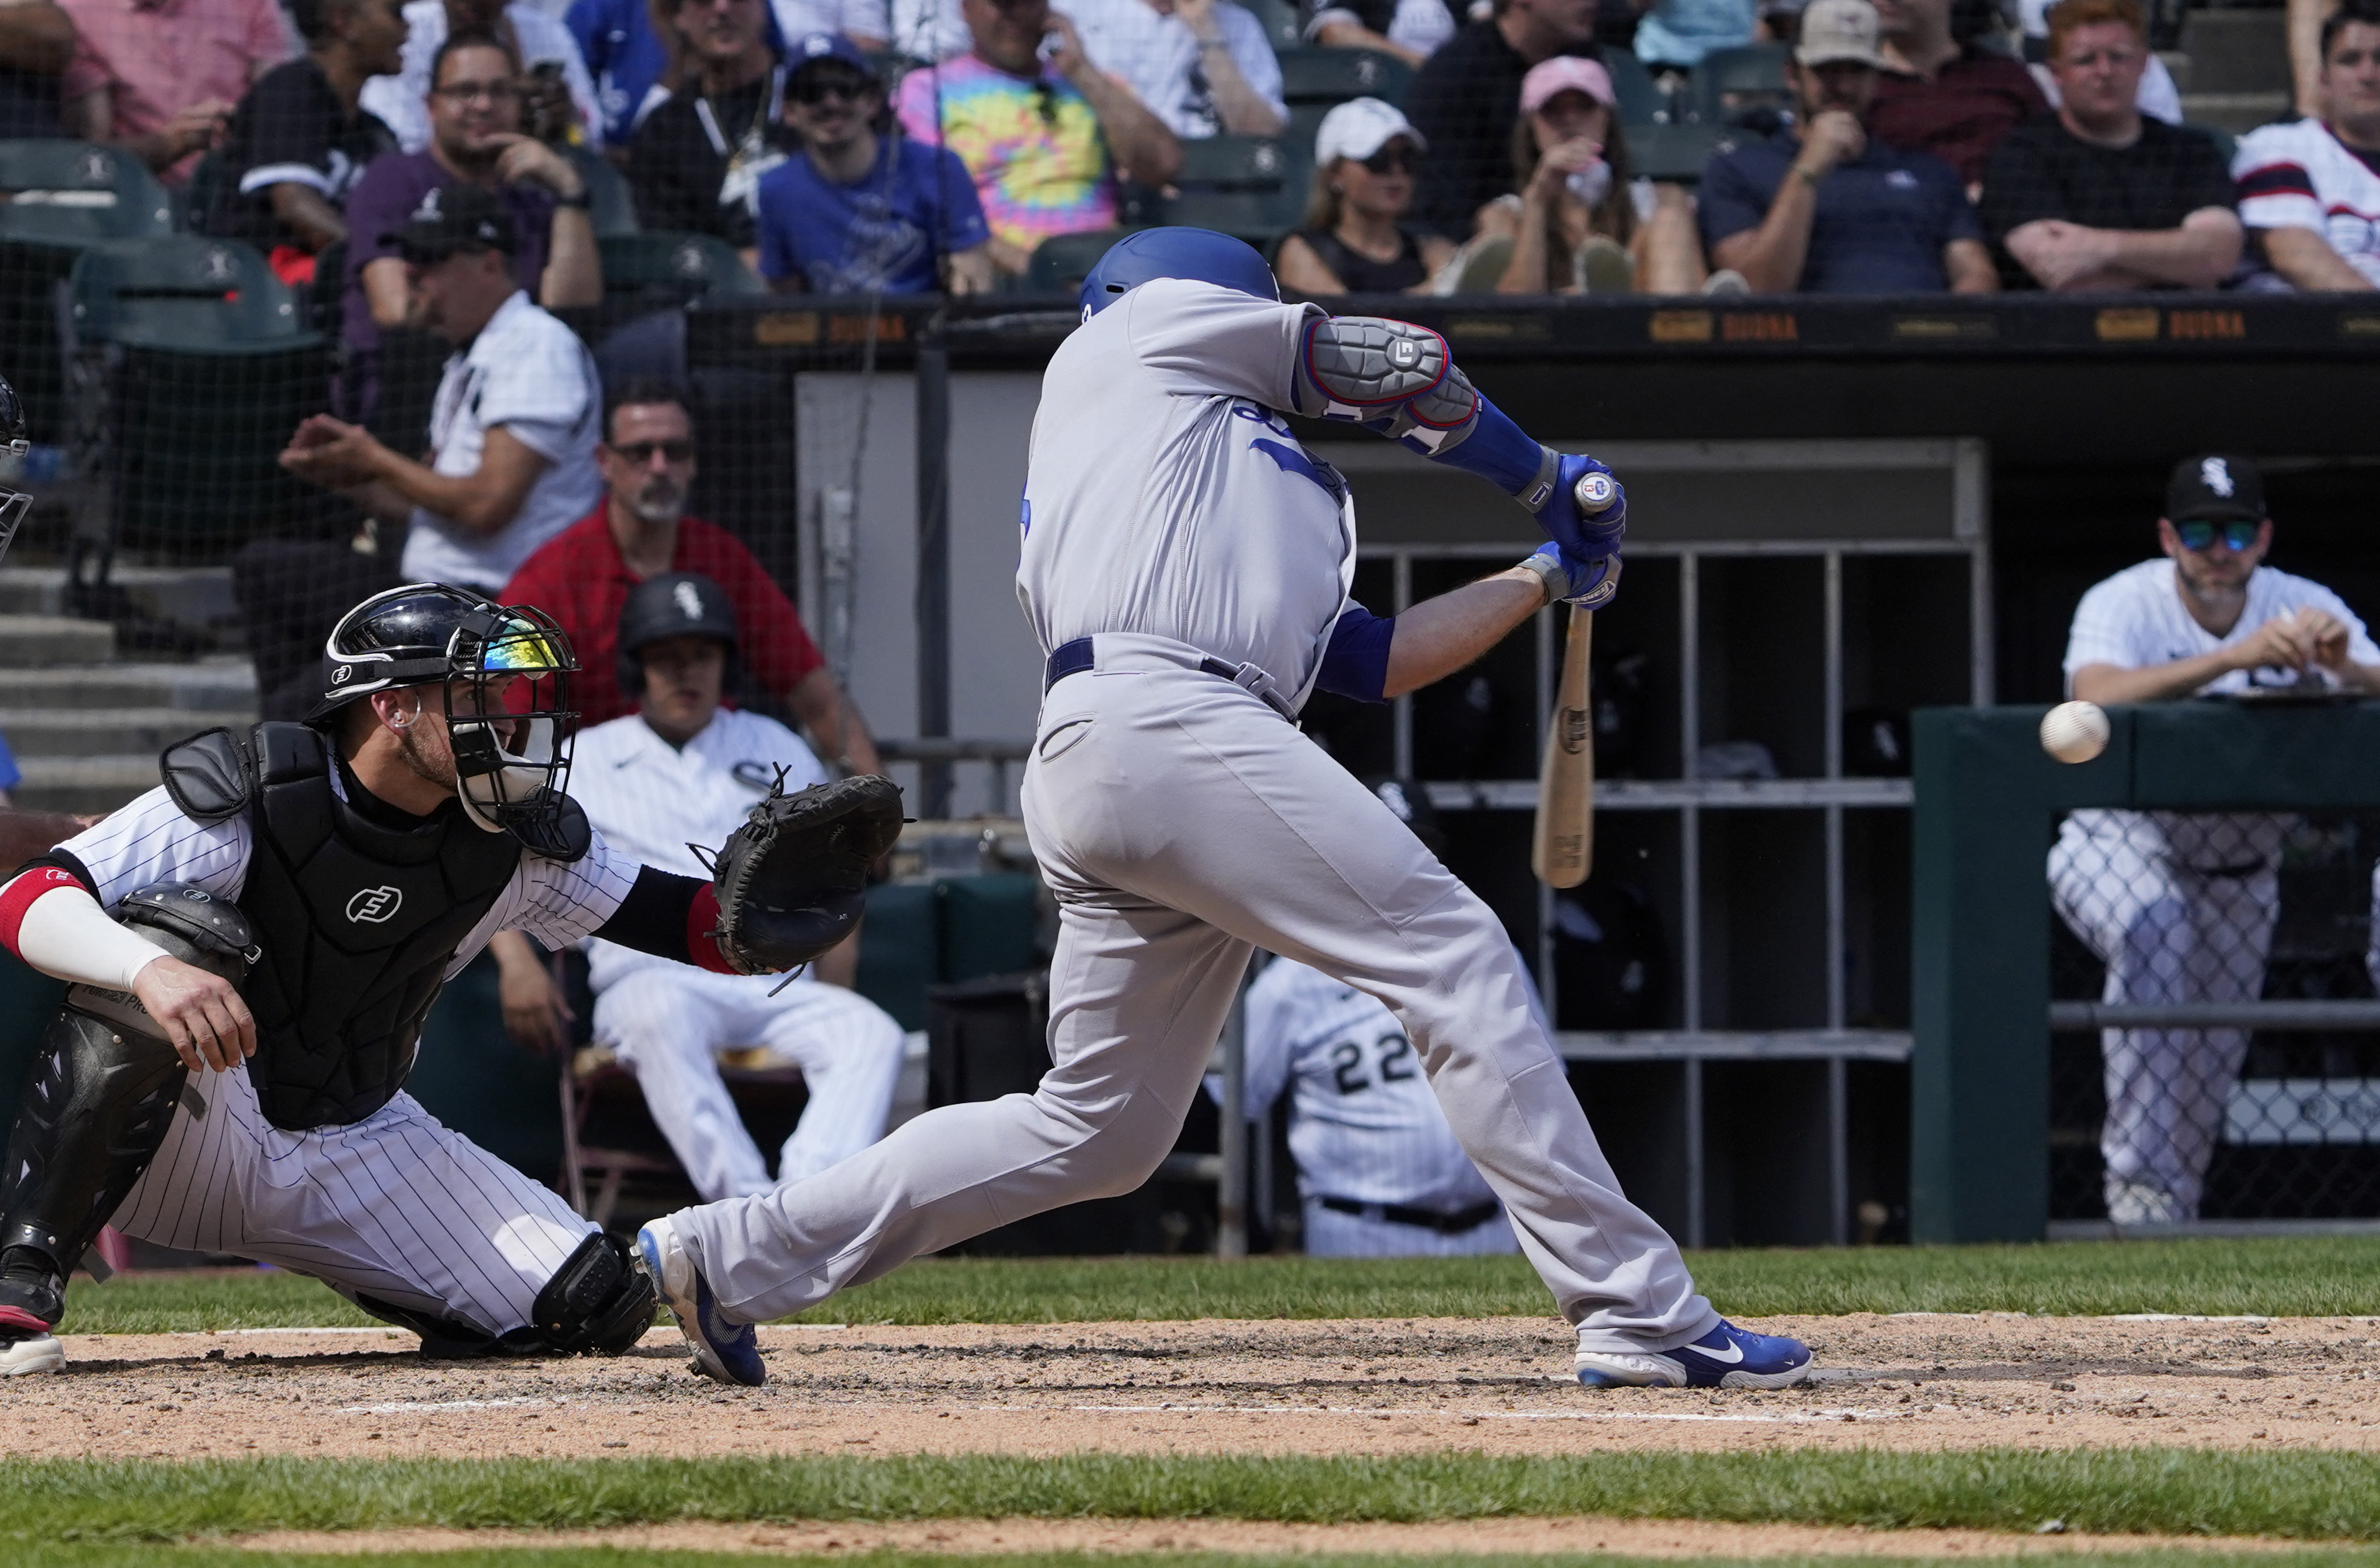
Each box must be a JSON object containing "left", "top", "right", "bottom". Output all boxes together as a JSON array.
[{"left": 709, "top": 772, "right": 905, "bottom": 974}]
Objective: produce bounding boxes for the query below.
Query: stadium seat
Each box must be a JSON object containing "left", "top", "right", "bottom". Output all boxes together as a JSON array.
[
  {"left": 1241, "top": 0, "right": 1304, "bottom": 51},
  {"left": 0, "top": 140, "right": 176, "bottom": 443},
  {"left": 1625, "top": 122, "right": 1726, "bottom": 183},
  {"left": 1154, "top": 133, "right": 1313, "bottom": 248},
  {"left": 1274, "top": 46, "right": 1415, "bottom": 108},
  {"left": 598, "top": 230, "right": 765, "bottom": 304},
  {"left": 1689, "top": 43, "right": 1791, "bottom": 127},
  {"left": 1602, "top": 50, "right": 1671, "bottom": 127},
  {"left": 1025, "top": 226, "right": 1136, "bottom": 294},
  {"left": 568, "top": 145, "right": 640, "bottom": 237},
  {"left": 62, "top": 234, "right": 339, "bottom": 555}
]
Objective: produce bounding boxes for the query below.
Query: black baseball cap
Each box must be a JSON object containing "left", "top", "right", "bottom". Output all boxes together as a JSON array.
[
  {"left": 381, "top": 182, "right": 518, "bottom": 263},
  {"left": 2166, "top": 453, "right": 2266, "bottom": 525}
]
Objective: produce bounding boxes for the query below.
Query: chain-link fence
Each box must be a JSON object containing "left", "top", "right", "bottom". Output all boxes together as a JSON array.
[{"left": 2047, "top": 807, "right": 2380, "bottom": 1224}]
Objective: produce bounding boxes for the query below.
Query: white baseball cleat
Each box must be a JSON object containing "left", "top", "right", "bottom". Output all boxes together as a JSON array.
[
  {"left": 1, "top": 1319, "right": 64, "bottom": 1377},
  {"left": 638, "top": 1215, "right": 764, "bottom": 1387}
]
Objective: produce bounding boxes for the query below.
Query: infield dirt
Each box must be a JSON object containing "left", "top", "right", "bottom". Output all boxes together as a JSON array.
[{"left": 10, "top": 1313, "right": 2380, "bottom": 1460}]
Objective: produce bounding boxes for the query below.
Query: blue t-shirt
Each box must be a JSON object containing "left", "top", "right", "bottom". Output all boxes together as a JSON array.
[
  {"left": 755, "top": 136, "right": 991, "bottom": 295},
  {"left": 1633, "top": 0, "right": 1756, "bottom": 68},
  {"left": 568, "top": 0, "right": 790, "bottom": 145},
  {"left": 0, "top": 729, "right": 19, "bottom": 794},
  {"left": 1696, "top": 130, "right": 1983, "bottom": 293}
]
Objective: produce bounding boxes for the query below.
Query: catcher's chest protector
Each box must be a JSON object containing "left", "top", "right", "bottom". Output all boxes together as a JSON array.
[{"left": 166, "top": 724, "right": 525, "bottom": 1130}]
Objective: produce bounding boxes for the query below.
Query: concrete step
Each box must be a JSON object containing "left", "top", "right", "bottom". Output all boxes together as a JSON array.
[
  {"left": 2179, "top": 90, "right": 2293, "bottom": 132},
  {"left": 0, "top": 566, "right": 239, "bottom": 630},
  {"left": 0, "top": 658, "right": 257, "bottom": 712},
  {"left": 0, "top": 708, "right": 254, "bottom": 758},
  {"left": 2180, "top": 9, "right": 2290, "bottom": 96},
  {"left": 0, "top": 614, "right": 114, "bottom": 667},
  {"left": 12, "top": 754, "right": 165, "bottom": 815}
]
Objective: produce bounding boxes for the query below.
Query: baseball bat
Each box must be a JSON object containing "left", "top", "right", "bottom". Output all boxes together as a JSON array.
[{"left": 1530, "top": 473, "right": 1618, "bottom": 889}]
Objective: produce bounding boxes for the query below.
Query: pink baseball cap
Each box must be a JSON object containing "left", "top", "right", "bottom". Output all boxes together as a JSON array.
[{"left": 1520, "top": 57, "right": 1617, "bottom": 116}]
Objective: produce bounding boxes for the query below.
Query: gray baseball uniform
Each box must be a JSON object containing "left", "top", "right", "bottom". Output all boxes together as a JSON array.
[{"left": 670, "top": 280, "right": 1714, "bottom": 1353}]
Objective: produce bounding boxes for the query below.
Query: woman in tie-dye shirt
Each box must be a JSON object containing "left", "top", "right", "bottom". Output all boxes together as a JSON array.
[{"left": 893, "top": 0, "right": 1179, "bottom": 276}]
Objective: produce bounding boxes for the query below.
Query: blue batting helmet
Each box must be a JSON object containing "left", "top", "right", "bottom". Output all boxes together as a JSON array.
[{"left": 1078, "top": 227, "right": 1280, "bottom": 320}]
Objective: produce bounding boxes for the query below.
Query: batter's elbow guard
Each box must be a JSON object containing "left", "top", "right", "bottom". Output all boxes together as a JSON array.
[
  {"left": 1290, "top": 315, "right": 1481, "bottom": 451},
  {"left": 532, "top": 1230, "right": 658, "bottom": 1355}
]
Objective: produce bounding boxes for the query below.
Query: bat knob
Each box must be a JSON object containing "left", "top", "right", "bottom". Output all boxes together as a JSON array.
[{"left": 1573, "top": 472, "right": 1618, "bottom": 516}]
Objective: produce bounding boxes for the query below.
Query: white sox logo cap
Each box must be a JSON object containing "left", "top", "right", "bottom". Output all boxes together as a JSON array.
[{"left": 346, "top": 886, "right": 403, "bottom": 924}]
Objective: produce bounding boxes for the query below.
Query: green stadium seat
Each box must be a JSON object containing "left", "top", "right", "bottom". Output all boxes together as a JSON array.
[
  {"left": 568, "top": 145, "right": 640, "bottom": 237},
  {"left": 1241, "top": 0, "right": 1304, "bottom": 51},
  {"left": 64, "top": 235, "right": 339, "bottom": 553},
  {"left": 1689, "top": 43, "right": 1791, "bottom": 127},
  {"left": 0, "top": 139, "right": 174, "bottom": 246},
  {"left": 0, "top": 140, "right": 176, "bottom": 443},
  {"left": 597, "top": 230, "right": 765, "bottom": 304},
  {"left": 1625, "top": 122, "right": 1726, "bottom": 184},
  {"left": 1274, "top": 46, "right": 1415, "bottom": 107},
  {"left": 2184, "top": 120, "right": 2239, "bottom": 166},
  {"left": 1026, "top": 226, "right": 1135, "bottom": 293},
  {"left": 1158, "top": 133, "right": 1313, "bottom": 248},
  {"left": 1602, "top": 49, "right": 1670, "bottom": 127}
]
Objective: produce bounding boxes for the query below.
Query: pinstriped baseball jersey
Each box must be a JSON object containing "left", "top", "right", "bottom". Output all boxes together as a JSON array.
[
  {"left": 53, "top": 775, "right": 643, "bottom": 973},
  {"left": 564, "top": 708, "right": 828, "bottom": 991},
  {"left": 1239, "top": 958, "right": 1501, "bottom": 1213},
  {"left": 1016, "top": 279, "right": 1352, "bottom": 702}
]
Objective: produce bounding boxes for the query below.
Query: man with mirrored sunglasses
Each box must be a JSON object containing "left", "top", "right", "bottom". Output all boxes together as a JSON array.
[
  {"left": 2051, "top": 452, "right": 2380, "bottom": 1226},
  {"left": 755, "top": 32, "right": 993, "bottom": 293}
]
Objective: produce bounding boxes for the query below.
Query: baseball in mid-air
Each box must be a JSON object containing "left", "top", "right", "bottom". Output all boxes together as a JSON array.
[{"left": 2040, "top": 700, "right": 2110, "bottom": 764}]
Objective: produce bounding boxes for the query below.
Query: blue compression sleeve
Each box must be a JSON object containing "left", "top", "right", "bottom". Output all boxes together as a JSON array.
[
  {"left": 1315, "top": 603, "right": 1395, "bottom": 703},
  {"left": 1411, "top": 393, "right": 1549, "bottom": 500}
]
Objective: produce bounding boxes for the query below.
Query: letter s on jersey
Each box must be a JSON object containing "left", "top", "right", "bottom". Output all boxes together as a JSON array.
[{"left": 346, "top": 886, "right": 403, "bottom": 924}]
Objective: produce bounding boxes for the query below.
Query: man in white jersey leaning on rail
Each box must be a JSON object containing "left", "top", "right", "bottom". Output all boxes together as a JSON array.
[
  {"left": 636, "top": 226, "right": 1815, "bottom": 1393},
  {"left": 491, "top": 571, "right": 906, "bottom": 1202},
  {"left": 0, "top": 583, "right": 896, "bottom": 1376},
  {"left": 2051, "top": 454, "right": 2380, "bottom": 1226}
]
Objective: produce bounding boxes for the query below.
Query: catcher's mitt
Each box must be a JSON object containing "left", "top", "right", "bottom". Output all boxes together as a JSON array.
[{"left": 709, "top": 772, "right": 905, "bottom": 974}]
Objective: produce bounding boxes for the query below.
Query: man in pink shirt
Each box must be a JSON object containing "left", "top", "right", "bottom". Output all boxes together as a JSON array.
[{"left": 61, "top": 0, "right": 293, "bottom": 182}]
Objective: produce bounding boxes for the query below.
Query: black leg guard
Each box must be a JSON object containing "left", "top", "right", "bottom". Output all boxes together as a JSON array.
[
  {"left": 341, "top": 1288, "right": 545, "bottom": 1359},
  {"left": 534, "top": 1231, "right": 658, "bottom": 1355},
  {"left": 0, "top": 1008, "right": 187, "bottom": 1329}
]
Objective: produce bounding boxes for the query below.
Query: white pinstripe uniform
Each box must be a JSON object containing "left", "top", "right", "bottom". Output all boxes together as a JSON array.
[
  {"left": 54, "top": 778, "right": 641, "bottom": 1338},
  {"left": 566, "top": 709, "right": 907, "bottom": 1202},
  {"left": 1239, "top": 958, "right": 1519, "bottom": 1257}
]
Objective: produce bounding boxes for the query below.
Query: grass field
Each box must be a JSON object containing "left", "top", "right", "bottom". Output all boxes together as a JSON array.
[
  {"left": 10, "top": 1450, "right": 2380, "bottom": 1541},
  {"left": 62, "top": 1236, "right": 2380, "bottom": 1332},
  {"left": 25, "top": 1554, "right": 2380, "bottom": 1568}
]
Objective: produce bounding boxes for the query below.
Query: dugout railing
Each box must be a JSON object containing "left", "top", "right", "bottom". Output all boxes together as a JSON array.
[{"left": 1913, "top": 701, "right": 2380, "bottom": 1243}]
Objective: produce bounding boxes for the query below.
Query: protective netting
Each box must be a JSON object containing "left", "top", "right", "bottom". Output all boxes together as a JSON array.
[{"left": 2049, "top": 809, "right": 2380, "bottom": 1223}]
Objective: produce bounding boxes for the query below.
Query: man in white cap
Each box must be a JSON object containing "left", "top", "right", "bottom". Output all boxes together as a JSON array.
[
  {"left": 1276, "top": 98, "right": 1454, "bottom": 294},
  {"left": 1696, "top": 0, "right": 1997, "bottom": 293}
]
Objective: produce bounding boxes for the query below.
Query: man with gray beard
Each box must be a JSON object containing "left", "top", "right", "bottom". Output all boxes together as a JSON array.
[{"left": 498, "top": 379, "right": 877, "bottom": 761}]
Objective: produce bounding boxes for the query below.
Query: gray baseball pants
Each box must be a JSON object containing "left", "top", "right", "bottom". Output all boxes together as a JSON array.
[{"left": 674, "top": 640, "right": 1718, "bottom": 1351}]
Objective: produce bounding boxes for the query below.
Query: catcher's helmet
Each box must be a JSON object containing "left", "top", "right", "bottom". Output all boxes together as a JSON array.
[
  {"left": 1078, "top": 228, "right": 1279, "bottom": 322},
  {"left": 311, "top": 582, "right": 581, "bottom": 839},
  {"left": 1, "top": 368, "right": 31, "bottom": 567},
  {"left": 615, "top": 571, "right": 739, "bottom": 701}
]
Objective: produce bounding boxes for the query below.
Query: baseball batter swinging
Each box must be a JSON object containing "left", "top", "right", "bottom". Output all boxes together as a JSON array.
[{"left": 639, "top": 228, "right": 1812, "bottom": 1391}]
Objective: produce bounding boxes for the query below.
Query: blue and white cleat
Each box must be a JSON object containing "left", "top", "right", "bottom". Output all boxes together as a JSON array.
[
  {"left": 638, "top": 1215, "right": 764, "bottom": 1387},
  {"left": 1575, "top": 1319, "right": 1814, "bottom": 1389}
]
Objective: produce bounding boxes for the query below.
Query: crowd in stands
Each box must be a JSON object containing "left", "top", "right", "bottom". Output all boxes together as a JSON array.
[{"left": 3, "top": 0, "right": 2380, "bottom": 320}]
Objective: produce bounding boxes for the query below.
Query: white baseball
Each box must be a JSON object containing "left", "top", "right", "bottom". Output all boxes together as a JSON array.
[{"left": 2039, "top": 700, "right": 2110, "bottom": 764}]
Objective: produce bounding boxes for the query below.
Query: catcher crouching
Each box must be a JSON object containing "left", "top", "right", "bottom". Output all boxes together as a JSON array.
[{"left": 0, "top": 584, "right": 901, "bottom": 1376}]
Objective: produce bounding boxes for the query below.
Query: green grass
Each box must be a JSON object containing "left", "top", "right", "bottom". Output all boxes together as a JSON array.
[
  {"left": 23, "top": 1556, "right": 2380, "bottom": 1568},
  {"left": 21, "top": 1555, "right": 2380, "bottom": 1568},
  {"left": 58, "top": 1236, "right": 2380, "bottom": 1332},
  {"left": 7, "top": 1451, "right": 2380, "bottom": 1545}
]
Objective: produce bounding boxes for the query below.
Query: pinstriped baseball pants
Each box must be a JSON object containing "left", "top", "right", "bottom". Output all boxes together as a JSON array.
[
  {"left": 112, "top": 1064, "right": 595, "bottom": 1336},
  {"left": 675, "top": 657, "right": 1718, "bottom": 1352}
]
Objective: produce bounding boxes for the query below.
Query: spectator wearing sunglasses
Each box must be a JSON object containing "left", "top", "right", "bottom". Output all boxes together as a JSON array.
[
  {"left": 1453, "top": 57, "right": 1709, "bottom": 293},
  {"left": 1276, "top": 99, "right": 1453, "bottom": 294},
  {"left": 756, "top": 33, "right": 993, "bottom": 293},
  {"left": 894, "top": 0, "right": 1180, "bottom": 279},
  {"left": 500, "top": 379, "right": 877, "bottom": 745},
  {"left": 2051, "top": 454, "right": 2380, "bottom": 1230},
  {"left": 2234, "top": 0, "right": 2380, "bottom": 291}
]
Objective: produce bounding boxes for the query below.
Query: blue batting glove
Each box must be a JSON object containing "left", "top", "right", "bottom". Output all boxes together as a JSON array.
[
  {"left": 1526, "top": 542, "right": 1622, "bottom": 610},
  {"left": 1535, "top": 453, "right": 1626, "bottom": 559}
]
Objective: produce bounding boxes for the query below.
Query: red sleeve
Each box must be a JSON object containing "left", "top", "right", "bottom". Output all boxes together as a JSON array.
[{"left": 685, "top": 523, "right": 825, "bottom": 699}]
